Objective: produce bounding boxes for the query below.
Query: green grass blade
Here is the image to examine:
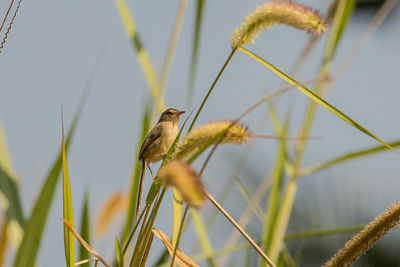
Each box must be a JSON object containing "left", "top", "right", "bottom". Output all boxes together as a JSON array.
[
  {"left": 261, "top": 119, "right": 289, "bottom": 266},
  {"left": 115, "top": 237, "right": 124, "bottom": 267},
  {"left": 159, "top": 0, "right": 188, "bottom": 92},
  {"left": 293, "top": 0, "right": 357, "bottom": 169},
  {"left": 285, "top": 225, "right": 364, "bottom": 241},
  {"left": 115, "top": 0, "right": 165, "bottom": 112},
  {"left": 265, "top": 0, "right": 357, "bottom": 263},
  {"left": 62, "top": 115, "right": 75, "bottom": 267},
  {"left": 79, "top": 190, "right": 90, "bottom": 267},
  {"left": 191, "top": 210, "right": 216, "bottom": 267},
  {"left": 0, "top": 166, "right": 24, "bottom": 245},
  {"left": 122, "top": 105, "right": 151, "bottom": 241},
  {"left": 0, "top": 121, "right": 24, "bottom": 249},
  {"left": 298, "top": 139, "right": 400, "bottom": 176},
  {"left": 13, "top": 92, "right": 86, "bottom": 267},
  {"left": 187, "top": 0, "right": 206, "bottom": 105},
  {"left": 330, "top": 0, "right": 357, "bottom": 56},
  {"left": 232, "top": 176, "right": 265, "bottom": 222},
  {"left": 238, "top": 46, "right": 398, "bottom": 155}
]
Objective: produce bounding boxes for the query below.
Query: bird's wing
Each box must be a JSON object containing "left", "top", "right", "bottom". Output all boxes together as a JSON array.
[{"left": 138, "top": 123, "right": 163, "bottom": 159}]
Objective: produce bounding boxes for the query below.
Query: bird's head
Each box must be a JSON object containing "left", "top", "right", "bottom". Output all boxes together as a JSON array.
[{"left": 159, "top": 108, "right": 185, "bottom": 123}]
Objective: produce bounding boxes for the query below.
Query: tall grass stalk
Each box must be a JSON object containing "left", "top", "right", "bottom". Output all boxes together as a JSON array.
[{"left": 266, "top": 0, "right": 356, "bottom": 261}]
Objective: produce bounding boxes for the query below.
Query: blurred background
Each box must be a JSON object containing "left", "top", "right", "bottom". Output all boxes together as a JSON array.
[{"left": 0, "top": 0, "right": 399, "bottom": 266}]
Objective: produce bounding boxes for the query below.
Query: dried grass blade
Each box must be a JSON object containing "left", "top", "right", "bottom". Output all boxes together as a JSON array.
[
  {"left": 63, "top": 219, "right": 111, "bottom": 267},
  {"left": 152, "top": 228, "right": 199, "bottom": 267}
]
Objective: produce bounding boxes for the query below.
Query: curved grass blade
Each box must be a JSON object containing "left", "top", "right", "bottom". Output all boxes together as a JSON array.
[
  {"left": 79, "top": 190, "right": 90, "bottom": 267},
  {"left": 238, "top": 46, "right": 398, "bottom": 155},
  {"left": 63, "top": 219, "right": 111, "bottom": 267},
  {"left": 12, "top": 48, "right": 102, "bottom": 267},
  {"left": 115, "top": 0, "right": 165, "bottom": 112},
  {"left": 298, "top": 139, "right": 400, "bottom": 176},
  {"left": 266, "top": 0, "right": 357, "bottom": 263},
  {"left": 187, "top": 0, "right": 206, "bottom": 106},
  {"left": 285, "top": 225, "right": 364, "bottom": 241},
  {"left": 0, "top": 121, "right": 24, "bottom": 249},
  {"left": 152, "top": 228, "right": 200, "bottom": 267},
  {"left": 61, "top": 113, "right": 75, "bottom": 267},
  {"left": 13, "top": 90, "right": 87, "bottom": 267}
]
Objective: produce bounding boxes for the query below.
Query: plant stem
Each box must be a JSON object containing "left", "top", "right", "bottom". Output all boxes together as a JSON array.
[
  {"left": 159, "top": 0, "right": 188, "bottom": 92},
  {"left": 170, "top": 205, "right": 189, "bottom": 267},
  {"left": 205, "top": 191, "right": 276, "bottom": 267},
  {"left": 187, "top": 48, "right": 237, "bottom": 133}
]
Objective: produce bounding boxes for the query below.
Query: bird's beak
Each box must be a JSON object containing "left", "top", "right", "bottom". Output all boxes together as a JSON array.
[{"left": 178, "top": 110, "right": 186, "bottom": 116}]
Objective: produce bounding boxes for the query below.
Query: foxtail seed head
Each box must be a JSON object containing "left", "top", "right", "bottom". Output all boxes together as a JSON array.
[
  {"left": 324, "top": 202, "right": 400, "bottom": 267},
  {"left": 159, "top": 160, "right": 206, "bottom": 209},
  {"left": 174, "top": 121, "right": 250, "bottom": 160},
  {"left": 232, "top": 0, "right": 327, "bottom": 47}
]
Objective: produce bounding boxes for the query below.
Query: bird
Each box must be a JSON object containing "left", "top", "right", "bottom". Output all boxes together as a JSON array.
[{"left": 136, "top": 108, "right": 185, "bottom": 218}]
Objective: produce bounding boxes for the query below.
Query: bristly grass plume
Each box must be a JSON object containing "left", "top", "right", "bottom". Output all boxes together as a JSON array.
[
  {"left": 159, "top": 160, "right": 206, "bottom": 209},
  {"left": 174, "top": 120, "right": 250, "bottom": 160},
  {"left": 324, "top": 202, "right": 400, "bottom": 267},
  {"left": 231, "top": 0, "right": 328, "bottom": 47}
]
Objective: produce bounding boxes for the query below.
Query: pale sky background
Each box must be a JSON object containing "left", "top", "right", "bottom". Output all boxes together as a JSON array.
[{"left": 1, "top": 0, "right": 399, "bottom": 266}]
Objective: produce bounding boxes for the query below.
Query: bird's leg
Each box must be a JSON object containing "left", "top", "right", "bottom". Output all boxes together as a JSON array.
[{"left": 147, "top": 165, "right": 156, "bottom": 180}]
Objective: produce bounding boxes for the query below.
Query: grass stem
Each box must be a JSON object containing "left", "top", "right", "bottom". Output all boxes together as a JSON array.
[{"left": 205, "top": 190, "right": 276, "bottom": 267}]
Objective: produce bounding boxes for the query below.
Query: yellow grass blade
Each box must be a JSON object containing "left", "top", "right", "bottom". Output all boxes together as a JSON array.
[
  {"left": 172, "top": 188, "right": 183, "bottom": 251},
  {"left": 115, "top": 0, "right": 165, "bottom": 112},
  {"left": 191, "top": 210, "right": 216, "bottom": 266},
  {"left": 152, "top": 228, "right": 199, "bottom": 267},
  {"left": 62, "top": 113, "right": 75, "bottom": 267}
]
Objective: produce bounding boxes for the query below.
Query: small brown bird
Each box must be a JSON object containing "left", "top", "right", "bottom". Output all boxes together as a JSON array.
[{"left": 136, "top": 108, "right": 185, "bottom": 217}]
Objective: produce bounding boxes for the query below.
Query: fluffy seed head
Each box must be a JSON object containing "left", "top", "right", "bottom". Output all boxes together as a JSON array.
[
  {"left": 159, "top": 160, "right": 206, "bottom": 209},
  {"left": 174, "top": 120, "right": 250, "bottom": 160},
  {"left": 232, "top": 0, "right": 328, "bottom": 47}
]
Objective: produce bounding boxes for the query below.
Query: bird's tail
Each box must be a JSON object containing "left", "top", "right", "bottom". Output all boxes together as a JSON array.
[{"left": 136, "top": 159, "right": 146, "bottom": 221}]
